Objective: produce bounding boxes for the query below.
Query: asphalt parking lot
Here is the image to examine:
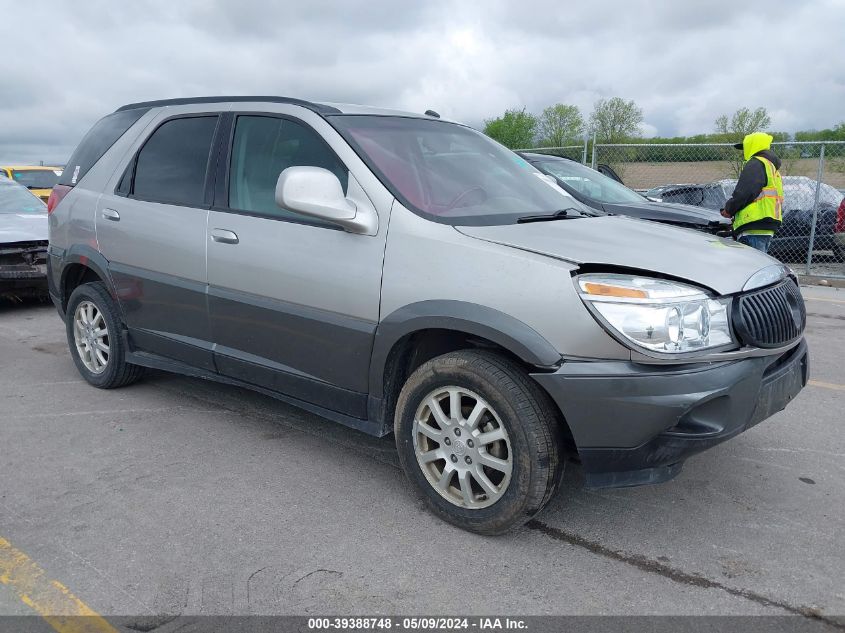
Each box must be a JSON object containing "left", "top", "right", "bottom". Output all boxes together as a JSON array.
[{"left": 0, "top": 286, "right": 843, "bottom": 627}]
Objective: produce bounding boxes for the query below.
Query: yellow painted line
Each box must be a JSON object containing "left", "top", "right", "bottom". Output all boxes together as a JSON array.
[
  {"left": 804, "top": 296, "right": 845, "bottom": 305},
  {"left": 808, "top": 379, "right": 845, "bottom": 392},
  {"left": 0, "top": 535, "right": 118, "bottom": 633}
]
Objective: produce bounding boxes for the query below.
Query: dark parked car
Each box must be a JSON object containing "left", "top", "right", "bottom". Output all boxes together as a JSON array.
[
  {"left": 645, "top": 177, "right": 845, "bottom": 262},
  {"left": 519, "top": 153, "right": 730, "bottom": 235},
  {"left": 0, "top": 178, "right": 48, "bottom": 300}
]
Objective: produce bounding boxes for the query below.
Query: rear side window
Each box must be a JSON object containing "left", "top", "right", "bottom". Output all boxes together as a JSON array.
[
  {"left": 132, "top": 116, "right": 218, "bottom": 207},
  {"left": 228, "top": 115, "right": 348, "bottom": 222},
  {"left": 59, "top": 108, "right": 149, "bottom": 186}
]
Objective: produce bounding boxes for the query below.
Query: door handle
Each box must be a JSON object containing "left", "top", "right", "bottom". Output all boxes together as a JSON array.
[
  {"left": 211, "top": 229, "right": 239, "bottom": 244},
  {"left": 101, "top": 208, "right": 120, "bottom": 221}
]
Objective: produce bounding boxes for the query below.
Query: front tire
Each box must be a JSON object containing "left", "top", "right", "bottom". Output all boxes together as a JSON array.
[
  {"left": 65, "top": 282, "right": 144, "bottom": 388},
  {"left": 394, "top": 350, "right": 564, "bottom": 535}
]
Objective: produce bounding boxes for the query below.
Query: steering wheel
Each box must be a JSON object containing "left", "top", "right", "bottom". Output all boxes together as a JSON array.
[{"left": 446, "top": 186, "right": 487, "bottom": 211}]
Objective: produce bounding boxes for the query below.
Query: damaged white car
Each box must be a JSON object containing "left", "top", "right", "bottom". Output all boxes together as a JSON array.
[{"left": 0, "top": 177, "right": 48, "bottom": 300}]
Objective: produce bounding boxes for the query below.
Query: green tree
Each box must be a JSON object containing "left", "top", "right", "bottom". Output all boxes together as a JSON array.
[
  {"left": 537, "top": 104, "right": 584, "bottom": 147},
  {"left": 714, "top": 107, "right": 771, "bottom": 139},
  {"left": 714, "top": 107, "right": 777, "bottom": 176},
  {"left": 794, "top": 123, "right": 845, "bottom": 142},
  {"left": 588, "top": 97, "right": 643, "bottom": 142},
  {"left": 483, "top": 108, "right": 538, "bottom": 149},
  {"left": 825, "top": 123, "right": 845, "bottom": 174}
]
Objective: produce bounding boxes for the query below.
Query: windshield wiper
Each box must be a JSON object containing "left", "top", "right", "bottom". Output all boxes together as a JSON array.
[
  {"left": 517, "top": 208, "right": 581, "bottom": 223},
  {"left": 573, "top": 207, "right": 606, "bottom": 217}
]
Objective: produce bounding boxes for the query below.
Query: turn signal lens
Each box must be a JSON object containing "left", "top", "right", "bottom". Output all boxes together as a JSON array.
[{"left": 582, "top": 282, "right": 648, "bottom": 299}]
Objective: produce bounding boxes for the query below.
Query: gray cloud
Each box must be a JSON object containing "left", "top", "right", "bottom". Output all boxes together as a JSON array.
[{"left": 2, "top": 0, "right": 843, "bottom": 164}]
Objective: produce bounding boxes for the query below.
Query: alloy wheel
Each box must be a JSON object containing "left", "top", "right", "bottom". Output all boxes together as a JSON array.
[
  {"left": 73, "top": 300, "right": 110, "bottom": 374},
  {"left": 412, "top": 387, "right": 513, "bottom": 509}
]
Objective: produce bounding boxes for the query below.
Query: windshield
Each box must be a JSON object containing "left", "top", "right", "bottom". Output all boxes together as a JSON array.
[
  {"left": 534, "top": 159, "right": 644, "bottom": 204},
  {"left": 0, "top": 182, "right": 48, "bottom": 214},
  {"left": 330, "top": 115, "right": 588, "bottom": 225},
  {"left": 11, "top": 169, "right": 60, "bottom": 189}
]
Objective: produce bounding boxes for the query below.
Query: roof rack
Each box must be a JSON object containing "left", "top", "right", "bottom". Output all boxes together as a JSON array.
[{"left": 115, "top": 96, "right": 341, "bottom": 115}]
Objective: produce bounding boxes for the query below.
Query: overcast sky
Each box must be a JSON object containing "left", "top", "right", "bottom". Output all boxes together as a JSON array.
[{"left": 2, "top": 0, "right": 843, "bottom": 164}]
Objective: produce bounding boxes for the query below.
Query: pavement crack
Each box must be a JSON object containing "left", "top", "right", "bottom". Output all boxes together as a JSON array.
[
  {"left": 292, "top": 568, "right": 342, "bottom": 587},
  {"left": 246, "top": 566, "right": 267, "bottom": 606},
  {"left": 526, "top": 520, "right": 843, "bottom": 630}
]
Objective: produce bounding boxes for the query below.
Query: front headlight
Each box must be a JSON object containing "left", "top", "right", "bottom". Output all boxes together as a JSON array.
[{"left": 577, "top": 273, "right": 734, "bottom": 354}]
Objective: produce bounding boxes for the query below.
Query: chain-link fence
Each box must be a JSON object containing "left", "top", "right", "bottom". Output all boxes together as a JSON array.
[
  {"left": 593, "top": 141, "right": 845, "bottom": 276},
  {"left": 520, "top": 140, "right": 845, "bottom": 277}
]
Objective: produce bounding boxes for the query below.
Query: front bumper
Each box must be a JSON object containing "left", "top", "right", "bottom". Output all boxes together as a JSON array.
[
  {"left": 0, "top": 264, "right": 48, "bottom": 295},
  {"left": 1, "top": 242, "right": 48, "bottom": 297},
  {"left": 532, "top": 339, "right": 809, "bottom": 488}
]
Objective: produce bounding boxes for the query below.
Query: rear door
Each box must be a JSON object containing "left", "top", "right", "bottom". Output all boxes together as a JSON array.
[
  {"left": 206, "top": 108, "right": 390, "bottom": 419},
  {"left": 96, "top": 110, "right": 222, "bottom": 369}
]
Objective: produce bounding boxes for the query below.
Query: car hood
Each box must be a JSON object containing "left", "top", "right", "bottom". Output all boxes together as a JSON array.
[
  {"left": 603, "top": 200, "right": 729, "bottom": 227},
  {"left": 0, "top": 213, "right": 48, "bottom": 244},
  {"left": 456, "top": 215, "right": 774, "bottom": 296}
]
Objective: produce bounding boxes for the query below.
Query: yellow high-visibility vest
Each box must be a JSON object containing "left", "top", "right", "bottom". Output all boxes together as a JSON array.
[{"left": 733, "top": 156, "right": 784, "bottom": 232}]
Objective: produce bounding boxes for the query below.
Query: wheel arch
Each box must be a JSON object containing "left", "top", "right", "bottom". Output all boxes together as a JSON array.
[
  {"left": 367, "top": 301, "right": 563, "bottom": 435},
  {"left": 59, "top": 246, "right": 117, "bottom": 313}
]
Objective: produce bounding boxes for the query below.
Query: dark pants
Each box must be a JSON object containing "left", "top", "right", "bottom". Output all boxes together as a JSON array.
[{"left": 738, "top": 234, "right": 773, "bottom": 253}]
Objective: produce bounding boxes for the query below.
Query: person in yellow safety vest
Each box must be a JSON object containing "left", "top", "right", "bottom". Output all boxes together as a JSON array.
[{"left": 720, "top": 132, "right": 784, "bottom": 253}]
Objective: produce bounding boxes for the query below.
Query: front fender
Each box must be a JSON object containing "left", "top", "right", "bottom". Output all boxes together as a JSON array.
[{"left": 368, "top": 300, "right": 562, "bottom": 399}]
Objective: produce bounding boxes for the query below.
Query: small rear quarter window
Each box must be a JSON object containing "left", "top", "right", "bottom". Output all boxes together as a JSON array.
[{"left": 59, "top": 108, "right": 149, "bottom": 187}]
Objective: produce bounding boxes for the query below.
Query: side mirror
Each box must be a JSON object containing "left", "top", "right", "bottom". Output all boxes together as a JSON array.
[{"left": 275, "top": 166, "right": 376, "bottom": 234}]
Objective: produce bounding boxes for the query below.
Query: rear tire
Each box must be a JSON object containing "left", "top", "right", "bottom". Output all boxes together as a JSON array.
[
  {"left": 394, "top": 350, "right": 564, "bottom": 535},
  {"left": 65, "top": 282, "right": 144, "bottom": 389}
]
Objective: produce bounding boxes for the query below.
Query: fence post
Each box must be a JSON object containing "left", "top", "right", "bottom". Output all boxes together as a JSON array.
[
  {"left": 582, "top": 136, "right": 588, "bottom": 165},
  {"left": 591, "top": 131, "right": 597, "bottom": 169},
  {"left": 805, "top": 144, "right": 826, "bottom": 275}
]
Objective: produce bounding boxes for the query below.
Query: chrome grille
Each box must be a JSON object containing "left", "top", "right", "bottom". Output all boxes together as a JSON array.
[{"left": 733, "top": 279, "right": 805, "bottom": 348}]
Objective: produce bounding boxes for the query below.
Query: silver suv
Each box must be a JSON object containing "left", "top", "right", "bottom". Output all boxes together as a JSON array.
[{"left": 47, "top": 97, "right": 808, "bottom": 534}]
